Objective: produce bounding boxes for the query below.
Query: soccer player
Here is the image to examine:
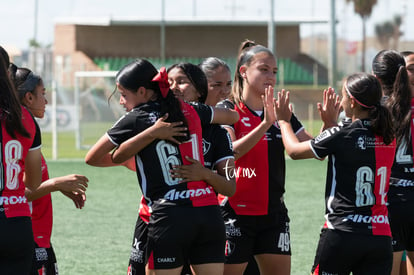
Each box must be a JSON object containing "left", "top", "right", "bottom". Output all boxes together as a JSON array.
[
  {"left": 10, "top": 64, "right": 89, "bottom": 274},
  {"left": 372, "top": 50, "right": 413, "bottom": 275},
  {"left": 0, "top": 46, "right": 42, "bottom": 274},
  {"left": 121, "top": 62, "right": 236, "bottom": 275},
  {"left": 275, "top": 72, "right": 396, "bottom": 274},
  {"left": 86, "top": 59, "right": 233, "bottom": 275},
  {"left": 217, "top": 40, "right": 313, "bottom": 275}
]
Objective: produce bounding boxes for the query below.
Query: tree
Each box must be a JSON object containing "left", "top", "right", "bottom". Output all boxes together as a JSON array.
[
  {"left": 375, "top": 21, "right": 394, "bottom": 49},
  {"left": 29, "top": 39, "right": 41, "bottom": 48},
  {"left": 375, "top": 15, "right": 402, "bottom": 50},
  {"left": 346, "top": 0, "right": 378, "bottom": 71}
]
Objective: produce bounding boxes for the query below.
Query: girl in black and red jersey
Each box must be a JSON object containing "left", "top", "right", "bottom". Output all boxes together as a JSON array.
[
  {"left": 372, "top": 50, "right": 414, "bottom": 275},
  {"left": 118, "top": 61, "right": 236, "bottom": 275},
  {"left": 86, "top": 59, "right": 234, "bottom": 275},
  {"left": 275, "top": 73, "right": 396, "bottom": 274},
  {"left": 0, "top": 47, "right": 42, "bottom": 274},
  {"left": 216, "top": 40, "right": 312, "bottom": 275},
  {"left": 199, "top": 57, "right": 233, "bottom": 107},
  {"left": 10, "top": 64, "right": 89, "bottom": 275}
]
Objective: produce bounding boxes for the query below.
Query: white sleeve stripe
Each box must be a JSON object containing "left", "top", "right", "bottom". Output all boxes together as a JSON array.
[
  {"left": 29, "top": 145, "right": 42, "bottom": 151},
  {"left": 294, "top": 126, "right": 305, "bottom": 135},
  {"left": 309, "top": 141, "right": 323, "bottom": 159},
  {"left": 105, "top": 133, "right": 119, "bottom": 146},
  {"left": 209, "top": 105, "right": 214, "bottom": 123},
  {"left": 213, "top": 156, "right": 235, "bottom": 167}
]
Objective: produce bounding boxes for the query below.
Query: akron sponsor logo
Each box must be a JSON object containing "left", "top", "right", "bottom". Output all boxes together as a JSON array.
[
  {"left": 163, "top": 187, "right": 213, "bottom": 200},
  {"left": 342, "top": 214, "right": 389, "bottom": 224},
  {"left": 0, "top": 196, "right": 27, "bottom": 205}
]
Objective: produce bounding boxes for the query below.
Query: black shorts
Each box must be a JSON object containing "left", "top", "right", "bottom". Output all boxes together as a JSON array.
[
  {"left": 0, "top": 217, "right": 34, "bottom": 274},
  {"left": 31, "top": 243, "right": 58, "bottom": 275},
  {"left": 127, "top": 216, "right": 199, "bottom": 275},
  {"left": 221, "top": 202, "right": 291, "bottom": 264},
  {"left": 311, "top": 229, "right": 392, "bottom": 275},
  {"left": 147, "top": 205, "right": 225, "bottom": 270},
  {"left": 128, "top": 216, "right": 147, "bottom": 275},
  {"left": 388, "top": 201, "right": 414, "bottom": 252}
]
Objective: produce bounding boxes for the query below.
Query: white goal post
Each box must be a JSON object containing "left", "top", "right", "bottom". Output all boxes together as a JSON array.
[{"left": 74, "top": 70, "right": 118, "bottom": 150}]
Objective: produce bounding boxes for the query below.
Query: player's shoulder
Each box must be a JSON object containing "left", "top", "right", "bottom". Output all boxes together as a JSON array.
[
  {"left": 21, "top": 106, "right": 37, "bottom": 134},
  {"left": 216, "top": 99, "right": 235, "bottom": 110}
]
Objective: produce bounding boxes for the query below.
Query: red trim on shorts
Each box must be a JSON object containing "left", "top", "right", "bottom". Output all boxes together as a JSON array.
[{"left": 148, "top": 251, "right": 154, "bottom": 270}]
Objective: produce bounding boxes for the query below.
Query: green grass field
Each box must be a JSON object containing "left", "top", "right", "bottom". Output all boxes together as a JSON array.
[{"left": 48, "top": 158, "right": 327, "bottom": 275}]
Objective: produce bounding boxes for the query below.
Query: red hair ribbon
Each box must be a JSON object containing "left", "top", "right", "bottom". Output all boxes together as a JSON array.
[{"left": 152, "top": 67, "right": 170, "bottom": 98}]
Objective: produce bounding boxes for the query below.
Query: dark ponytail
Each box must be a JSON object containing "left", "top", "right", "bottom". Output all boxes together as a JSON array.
[
  {"left": 372, "top": 50, "right": 411, "bottom": 146},
  {"left": 0, "top": 52, "right": 30, "bottom": 138},
  {"left": 114, "top": 59, "right": 190, "bottom": 142},
  {"left": 345, "top": 73, "right": 394, "bottom": 145}
]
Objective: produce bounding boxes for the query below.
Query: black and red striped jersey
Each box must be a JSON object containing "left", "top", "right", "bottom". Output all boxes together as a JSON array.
[
  {"left": 137, "top": 105, "right": 233, "bottom": 222},
  {"left": 0, "top": 106, "right": 41, "bottom": 219},
  {"left": 387, "top": 98, "right": 414, "bottom": 203},
  {"left": 107, "top": 100, "right": 218, "bottom": 208},
  {"left": 217, "top": 100, "right": 304, "bottom": 215},
  {"left": 310, "top": 119, "right": 396, "bottom": 236}
]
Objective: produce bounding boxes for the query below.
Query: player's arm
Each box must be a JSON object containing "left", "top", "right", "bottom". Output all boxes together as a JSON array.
[
  {"left": 191, "top": 102, "right": 239, "bottom": 126},
  {"left": 85, "top": 134, "right": 118, "bottom": 167},
  {"left": 213, "top": 158, "right": 236, "bottom": 196},
  {"left": 111, "top": 114, "right": 187, "bottom": 164},
  {"left": 210, "top": 107, "right": 239, "bottom": 125},
  {"left": 275, "top": 90, "right": 315, "bottom": 160},
  {"left": 318, "top": 87, "right": 341, "bottom": 132},
  {"left": 23, "top": 148, "right": 42, "bottom": 192},
  {"left": 230, "top": 86, "right": 275, "bottom": 160},
  {"left": 25, "top": 174, "right": 89, "bottom": 202},
  {"left": 85, "top": 135, "right": 136, "bottom": 171},
  {"left": 170, "top": 156, "right": 236, "bottom": 196}
]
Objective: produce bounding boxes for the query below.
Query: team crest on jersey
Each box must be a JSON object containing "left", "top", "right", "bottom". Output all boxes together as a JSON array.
[
  {"left": 356, "top": 136, "right": 366, "bottom": 150},
  {"left": 148, "top": 112, "right": 158, "bottom": 123},
  {"left": 202, "top": 138, "right": 211, "bottom": 155}
]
